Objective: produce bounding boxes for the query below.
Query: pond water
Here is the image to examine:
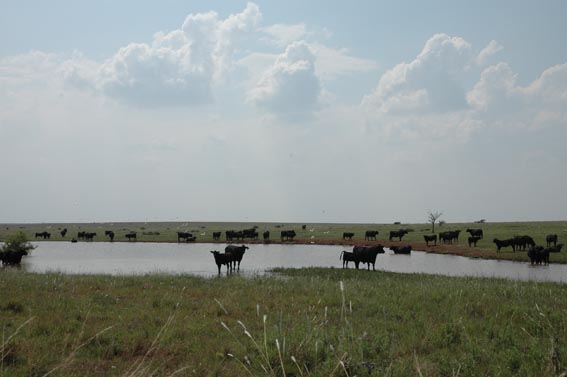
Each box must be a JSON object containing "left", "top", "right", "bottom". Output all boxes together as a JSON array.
[{"left": 4, "top": 242, "right": 567, "bottom": 283}]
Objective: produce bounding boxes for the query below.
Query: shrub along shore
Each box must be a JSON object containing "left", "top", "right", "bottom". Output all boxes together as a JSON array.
[
  {"left": 0, "top": 268, "right": 566, "bottom": 376},
  {"left": 1, "top": 220, "right": 566, "bottom": 263}
]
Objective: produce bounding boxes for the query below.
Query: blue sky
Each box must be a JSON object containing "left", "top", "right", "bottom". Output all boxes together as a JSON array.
[{"left": 1, "top": 1, "right": 566, "bottom": 223}]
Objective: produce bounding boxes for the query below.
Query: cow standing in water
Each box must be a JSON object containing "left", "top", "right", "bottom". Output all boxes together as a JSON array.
[
  {"left": 352, "top": 245, "right": 385, "bottom": 270},
  {"left": 225, "top": 245, "right": 249, "bottom": 271}
]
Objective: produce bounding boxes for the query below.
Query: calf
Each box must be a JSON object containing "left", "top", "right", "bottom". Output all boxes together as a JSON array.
[
  {"left": 210, "top": 251, "right": 234, "bottom": 274},
  {"left": 212, "top": 232, "right": 221, "bottom": 241},
  {"left": 339, "top": 250, "right": 357, "bottom": 268},
  {"left": 126, "top": 232, "right": 137, "bottom": 242},
  {"left": 468, "top": 236, "right": 481, "bottom": 247}
]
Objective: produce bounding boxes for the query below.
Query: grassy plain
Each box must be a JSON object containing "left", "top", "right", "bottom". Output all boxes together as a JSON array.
[
  {"left": 2, "top": 220, "right": 566, "bottom": 263},
  {"left": 1, "top": 269, "right": 566, "bottom": 376}
]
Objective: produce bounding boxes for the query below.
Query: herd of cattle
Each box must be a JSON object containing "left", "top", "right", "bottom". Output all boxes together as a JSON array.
[{"left": 5, "top": 226, "right": 561, "bottom": 269}]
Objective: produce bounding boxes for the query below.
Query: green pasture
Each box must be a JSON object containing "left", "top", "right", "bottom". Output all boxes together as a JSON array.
[
  {"left": 1, "top": 269, "right": 566, "bottom": 376},
  {"left": 2, "top": 220, "right": 566, "bottom": 263}
]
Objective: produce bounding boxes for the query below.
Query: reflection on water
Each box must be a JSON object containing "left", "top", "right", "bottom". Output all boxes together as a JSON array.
[{"left": 7, "top": 242, "right": 567, "bottom": 283}]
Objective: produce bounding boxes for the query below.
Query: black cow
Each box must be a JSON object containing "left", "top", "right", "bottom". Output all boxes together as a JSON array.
[
  {"left": 0, "top": 249, "right": 28, "bottom": 265},
  {"left": 547, "top": 244, "right": 564, "bottom": 253},
  {"left": 281, "top": 230, "right": 296, "bottom": 241},
  {"left": 84, "top": 232, "right": 97, "bottom": 241},
  {"left": 423, "top": 234, "right": 437, "bottom": 246},
  {"left": 263, "top": 231, "right": 270, "bottom": 241},
  {"left": 339, "top": 250, "right": 356, "bottom": 268},
  {"left": 389, "top": 229, "right": 408, "bottom": 241},
  {"left": 343, "top": 232, "right": 354, "bottom": 240},
  {"left": 352, "top": 245, "right": 385, "bottom": 270},
  {"left": 105, "top": 231, "right": 115, "bottom": 242},
  {"left": 60, "top": 228, "right": 68, "bottom": 238},
  {"left": 493, "top": 238, "right": 515, "bottom": 252},
  {"left": 225, "top": 245, "right": 249, "bottom": 271},
  {"left": 466, "top": 228, "right": 483, "bottom": 239},
  {"left": 35, "top": 231, "right": 51, "bottom": 240},
  {"left": 528, "top": 246, "right": 549, "bottom": 265},
  {"left": 77, "top": 231, "right": 86, "bottom": 240},
  {"left": 513, "top": 235, "right": 535, "bottom": 251},
  {"left": 546, "top": 234, "right": 558, "bottom": 247},
  {"left": 365, "top": 231, "right": 379, "bottom": 241},
  {"left": 177, "top": 232, "right": 193, "bottom": 242},
  {"left": 213, "top": 232, "right": 221, "bottom": 241},
  {"left": 210, "top": 251, "right": 234, "bottom": 274},
  {"left": 439, "top": 231, "right": 453, "bottom": 244},
  {"left": 126, "top": 232, "right": 137, "bottom": 241},
  {"left": 242, "top": 229, "right": 259, "bottom": 240},
  {"left": 468, "top": 236, "right": 481, "bottom": 247},
  {"left": 390, "top": 245, "right": 411, "bottom": 254}
]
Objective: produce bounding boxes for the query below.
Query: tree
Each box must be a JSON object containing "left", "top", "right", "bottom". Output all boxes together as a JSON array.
[
  {"left": 1, "top": 231, "right": 35, "bottom": 254},
  {"left": 427, "top": 212, "right": 443, "bottom": 233}
]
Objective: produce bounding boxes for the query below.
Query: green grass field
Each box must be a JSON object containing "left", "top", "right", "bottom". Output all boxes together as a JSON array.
[
  {"left": 1, "top": 269, "right": 566, "bottom": 376},
  {"left": 2, "top": 220, "right": 566, "bottom": 263}
]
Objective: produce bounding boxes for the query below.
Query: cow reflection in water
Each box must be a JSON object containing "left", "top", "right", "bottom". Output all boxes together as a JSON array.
[{"left": 340, "top": 245, "right": 385, "bottom": 270}]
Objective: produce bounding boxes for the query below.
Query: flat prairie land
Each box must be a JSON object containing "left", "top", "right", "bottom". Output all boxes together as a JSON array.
[
  {"left": 1, "top": 269, "right": 567, "bottom": 376},
  {"left": 2, "top": 220, "right": 566, "bottom": 263}
]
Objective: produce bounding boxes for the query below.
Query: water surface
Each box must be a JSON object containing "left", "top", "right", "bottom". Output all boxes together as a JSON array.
[{"left": 8, "top": 242, "right": 567, "bottom": 283}]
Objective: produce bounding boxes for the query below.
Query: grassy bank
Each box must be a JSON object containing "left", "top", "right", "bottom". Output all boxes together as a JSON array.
[
  {"left": 2, "top": 220, "right": 567, "bottom": 263},
  {"left": 1, "top": 269, "right": 566, "bottom": 376}
]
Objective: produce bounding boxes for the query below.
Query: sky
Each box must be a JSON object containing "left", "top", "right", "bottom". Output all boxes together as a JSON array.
[{"left": 1, "top": 1, "right": 566, "bottom": 224}]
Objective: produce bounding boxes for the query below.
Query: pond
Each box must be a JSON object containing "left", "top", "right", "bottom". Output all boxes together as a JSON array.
[{"left": 5, "top": 241, "right": 567, "bottom": 283}]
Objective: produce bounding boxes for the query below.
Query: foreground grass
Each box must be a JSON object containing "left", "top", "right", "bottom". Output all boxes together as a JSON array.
[{"left": 1, "top": 268, "right": 567, "bottom": 376}]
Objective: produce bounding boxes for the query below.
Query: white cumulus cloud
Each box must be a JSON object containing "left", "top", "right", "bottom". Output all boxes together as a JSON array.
[{"left": 248, "top": 41, "right": 321, "bottom": 118}]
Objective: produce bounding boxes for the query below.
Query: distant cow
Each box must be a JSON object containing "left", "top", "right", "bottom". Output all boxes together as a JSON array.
[
  {"left": 547, "top": 244, "right": 564, "bottom": 253},
  {"left": 546, "top": 234, "right": 558, "bottom": 247},
  {"left": 439, "top": 230, "right": 460, "bottom": 244},
  {"left": 389, "top": 229, "right": 408, "bottom": 242},
  {"left": 84, "top": 232, "right": 97, "bottom": 241},
  {"left": 528, "top": 246, "right": 549, "bottom": 265},
  {"left": 352, "top": 245, "right": 385, "bottom": 270},
  {"left": 210, "top": 251, "right": 234, "bottom": 274},
  {"left": 213, "top": 232, "right": 221, "bottom": 241},
  {"left": 339, "top": 250, "right": 357, "bottom": 268},
  {"left": 0, "top": 249, "right": 28, "bottom": 265},
  {"left": 493, "top": 238, "right": 515, "bottom": 252},
  {"left": 60, "top": 228, "right": 68, "bottom": 238},
  {"left": 343, "top": 232, "right": 354, "bottom": 240},
  {"left": 105, "top": 231, "right": 115, "bottom": 242},
  {"left": 513, "top": 235, "right": 535, "bottom": 251},
  {"left": 365, "top": 231, "right": 379, "bottom": 241},
  {"left": 468, "top": 236, "right": 481, "bottom": 247},
  {"left": 35, "top": 231, "right": 51, "bottom": 240},
  {"left": 263, "top": 231, "right": 270, "bottom": 241},
  {"left": 225, "top": 245, "right": 249, "bottom": 271},
  {"left": 466, "top": 228, "right": 483, "bottom": 239},
  {"left": 390, "top": 245, "right": 411, "bottom": 254},
  {"left": 281, "top": 230, "right": 296, "bottom": 241},
  {"left": 77, "top": 231, "right": 86, "bottom": 240},
  {"left": 177, "top": 232, "right": 193, "bottom": 242},
  {"left": 423, "top": 234, "right": 437, "bottom": 246},
  {"left": 126, "top": 232, "right": 137, "bottom": 242}
]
